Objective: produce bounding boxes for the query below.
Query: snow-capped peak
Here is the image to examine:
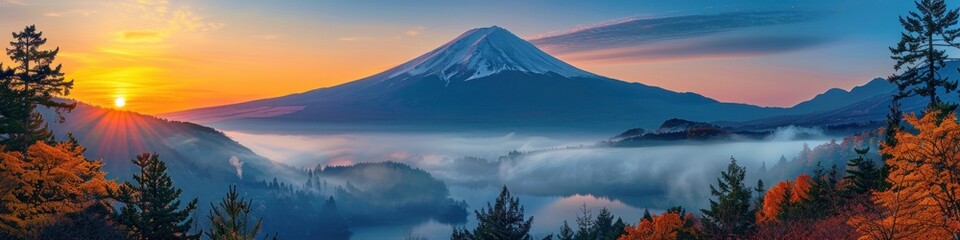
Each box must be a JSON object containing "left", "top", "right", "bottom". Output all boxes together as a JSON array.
[{"left": 380, "top": 26, "right": 599, "bottom": 82}]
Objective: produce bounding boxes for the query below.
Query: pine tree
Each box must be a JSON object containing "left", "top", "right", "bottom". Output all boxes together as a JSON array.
[
  {"left": 844, "top": 147, "right": 883, "bottom": 194},
  {"left": 558, "top": 221, "right": 575, "bottom": 240},
  {"left": 113, "top": 153, "right": 200, "bottom": 240},
  {"left": 206, "top": 185, "right": 273, "bottom": 240},
  {"left": 700, "top": 157, "right": 756, "bottom": 239},
  {"left": 574, "top": 204, "right": 594, "bottom": 240},
  {"left": 2, "top": 25, "right": 75, "bottom": 153},
  {"left": 0, "top": 63, "right": 28, "bottom": 149},
  {"left": 889, "top": 0, "right": 960, "bottom": 111},
  {"left": 592, "top": 208, "right": 614, "bottom": 240},
  {"left": 797, "top": 164, "right": 841, "bottom": 219},
  {"left": 608, "top": 218, "right": 626, "bottom": 240},
  {"left": 884, "top": 97, "right": 904, "bottom": 149},
  {"left": 23, "top": 112, "right": 53, "bottom": 145},
  {"left": 752, "top": 179, "right": 765, "bottom": 213},
  {"left": 452, "top": 186, "right": 533, "bottom": 240},
  {"left": 316, "top": 197, "right": 350, "bottom": 239}
]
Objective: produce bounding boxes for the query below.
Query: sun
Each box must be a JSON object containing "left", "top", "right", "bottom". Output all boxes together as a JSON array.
[{"left": 114, "top": 96, "right": 126, "bottom": 108}]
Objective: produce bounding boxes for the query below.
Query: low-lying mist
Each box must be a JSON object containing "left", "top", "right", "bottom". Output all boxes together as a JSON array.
[{"left": 225, "top": 130, "right": 832, "bottom": 210}]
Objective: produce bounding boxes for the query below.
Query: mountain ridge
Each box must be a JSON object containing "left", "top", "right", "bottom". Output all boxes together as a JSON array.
[
  {"left": 788, "top": 78, "right": 896, "bottom": 114},
  {"left": 162, "top": 26, "right": 799, "bottom": 131}
]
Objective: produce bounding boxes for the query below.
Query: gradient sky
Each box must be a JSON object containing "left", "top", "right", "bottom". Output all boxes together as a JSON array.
[{"left": 0, "top": 0, "right": 929, "bottom": 114}]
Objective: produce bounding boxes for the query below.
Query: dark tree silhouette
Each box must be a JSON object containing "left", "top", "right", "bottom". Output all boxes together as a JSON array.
[
  {"left": 452, "top": 186, "right": 534, "bottom": 240},
  {"left": 608, "top": 218, "right": 626, "bottom": 240},
  {"left": 0, "top": 63, "right": 28, "bottom": 148},
  {"left": 1, "top": 25, "right": 75, "bottom": 152},
  {"left": 206, "top": 185, "right": 276, "bottom": 240},
  {"left": 37, "top": 202, "right": 127, "bottom": 240},
  {"left": 883, "top": 97, "right": 903, "bottom": 152},
  {"left": 888, "top": 0, "right": 960, "bottom": 111},
  {"left": 844, "top": 147, "right": 884, "bottom": 194},
  {"left": 558, "top": 221, "right": 574, "bottom": 240},
  {"left": 573, "top": 204, "right": 593, "bottom": 240},
  {"left": 113, "top": 153, "right": 201, "bottom": 240},
  {"left": 316, "top": 197, "right": 351, "bottom": 239},
  {"left": 701, "top": 157, "right": 757, "bottom": 239},
  {"left": 590, "top": 208, "right": 618, "bottom": 240}
]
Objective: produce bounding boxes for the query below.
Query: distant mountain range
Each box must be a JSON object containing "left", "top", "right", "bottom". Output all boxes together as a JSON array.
[
  {"left": 789, "top": 78, "right": 896, "bottom": 114},
  {"left": 163, "top": 26, "right": 798, "bottom": 131},
  {"left": 723, "top": 61, "right": 960, "bottom": 131}
]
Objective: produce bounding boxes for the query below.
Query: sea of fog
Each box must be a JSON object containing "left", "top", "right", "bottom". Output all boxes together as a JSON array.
[{"left": 223, "top": 130, "right": 831, "bottom": 239}]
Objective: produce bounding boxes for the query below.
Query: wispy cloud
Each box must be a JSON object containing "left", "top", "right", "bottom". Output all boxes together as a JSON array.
[
  {"left": 530, "top": 11, "right": 831, "bottom": 62},
  {"left": 44, "top": 9, "right": 96, "bottom": 17},
  {"left": 116, "top": 30, "right": 168, "bottom": 43},
  {"left": 566, "top": 35, "right": 833, "bottom": 64},
  {"left": 113, "top": 0, "right": 223, "bottom": 43},
  {"left": 405, "top": 26, "right": 426, "bottom": 36},
  {"left": 339, "top": 36, "right": 370, "bottom": 41}
]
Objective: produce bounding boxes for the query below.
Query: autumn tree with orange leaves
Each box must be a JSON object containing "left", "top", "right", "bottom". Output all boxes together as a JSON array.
[
  {"left": 0, "top": 141, "right": 117, "bottom": 239},
  {"left": 850, "top": 111, "right": 960, "bottom": 240},
  {"left": 756, "top": 174, "right": 817, "bottom": 223},
  {"left": 620, "top": 209, "right": 699, "bottom": 240},
  {"left": 758, "top": 181, "right": 794, "bottom": 223}
]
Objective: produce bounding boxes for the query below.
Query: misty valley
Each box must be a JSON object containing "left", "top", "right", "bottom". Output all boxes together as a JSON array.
[{"left": 222, "top": 129, "right": 845, "bottom": 238}]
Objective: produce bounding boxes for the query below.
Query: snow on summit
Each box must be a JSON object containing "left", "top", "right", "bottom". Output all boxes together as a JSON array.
[{"left": 379, "top": 26, "right": 599, "bottom": 82}]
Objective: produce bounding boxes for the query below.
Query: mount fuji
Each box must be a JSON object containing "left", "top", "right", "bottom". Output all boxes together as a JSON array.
[{"left": 164, "top": 26, "right": 790, "bottom": 131}]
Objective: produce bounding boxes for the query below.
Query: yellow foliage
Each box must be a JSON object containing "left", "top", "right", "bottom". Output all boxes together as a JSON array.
[
  {"left": 0, "top": 141, "right": 117, "bottom": 237},
  {"left": 621, "top": 212, "right": 698, "bottom": 240},
  {"left": 850, "top": 111, "right": 960, "bottom": 239}
]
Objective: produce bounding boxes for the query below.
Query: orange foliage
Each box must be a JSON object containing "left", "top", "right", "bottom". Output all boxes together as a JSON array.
[
  {"left": 757, "top": 174, "right": 814, "bottom": 223},
  {"left": 759, "top": 181, "right": 793, "bottom": 223},
  {"left": 791, "top": 174, "right": 813, "bottom": 203},
  {"left": 0, "top": 141, "right": 117, "bottom": 237},
  {"left": 850, "top": 111, "right": 960, "bottom": 239},
  {"left": 620, "top": 212, "right": 698, "bottom": 240}
]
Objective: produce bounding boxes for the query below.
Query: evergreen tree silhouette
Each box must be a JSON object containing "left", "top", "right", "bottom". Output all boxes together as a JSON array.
[
  {"left": 316, "top": 197, "right": 350, "bottom": 239},
  {"left": 844, "top": 147, "right": 884, "bottom": 194},
  {"left": 558, "top": 221, "right": 574, "bottom": 240},
  {"left": 113, "top": 153, "right": 200, "bottom": 240},
  {"left": 452, "top": 186, "right": 534, "bottom": 240},
  {"left": 888, "top": 0, "right": 960, "bottom": 111},
  {"left": 701, "top": 157, "right": 756, "bottom": 239},
  {"left": 1, "top": 25, "right": 75, "bottom": 153},
  {"left": 206, "top": 185, "right": 276, "bottom": 240}
]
